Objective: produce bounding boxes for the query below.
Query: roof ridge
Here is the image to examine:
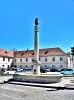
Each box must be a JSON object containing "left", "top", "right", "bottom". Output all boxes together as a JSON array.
[
  {"left": 58, "top": 48, "right": 67, "bottom": 54},
  {"left": 15, "top": 47, "right": 60, "bottom": 52},
  {"left": 14, "top": 47, "right": 67, "bottom": 57}
]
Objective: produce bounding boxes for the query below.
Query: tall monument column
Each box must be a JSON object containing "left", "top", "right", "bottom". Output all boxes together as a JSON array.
[
  {"left": 34, "top": 18, "right": 39, "bottom": 60},
  {"left": 33, "top": 18, "right": 41, "bottom": 75}
]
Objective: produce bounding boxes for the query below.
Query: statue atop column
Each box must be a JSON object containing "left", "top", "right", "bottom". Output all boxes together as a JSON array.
[{"left": 35, "top": 18, "right": 39, "bottom": 26}]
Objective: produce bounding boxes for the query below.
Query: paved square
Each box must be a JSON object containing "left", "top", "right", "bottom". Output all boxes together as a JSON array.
[{"left": 0, "top": 84, "right": 74, "bottom": 100}]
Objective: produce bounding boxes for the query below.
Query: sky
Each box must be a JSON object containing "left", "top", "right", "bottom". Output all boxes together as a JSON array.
[{"left": 0, "top": 0, "right": 74, "bottom": 52}]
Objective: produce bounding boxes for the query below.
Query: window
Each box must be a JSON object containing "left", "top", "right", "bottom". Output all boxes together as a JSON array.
[
  {"left": 60, "top": 65, "right": 63, "bottom": 69},
  {"left": 14, "top": 65, "right": 17, "bottom": 68},
  {"left": 26, "top": 58, "right": 28, "bottom": 62},
  {"left": 8, "top": 58, "right": 10, "bottom": 62},
  {"left": 21, "top": 52, "right": 25, "bottom": 56},
  {"left": 5, "top": 51, "right": 8, "bottom": 54},
  {"left": 2, "top": 65, "right": 4, "bottom": 67},
  {"left": 44, "top": 51, "right": 49, "bottom": 54},
  {"left": 52, "top": 65, "right": 55, "bottom": 69},
  {"left": 20, "top": 65, "right": 22, "bottom": 67},
  {"left": 32, "top": 53, "right": 34, "bottom": 55},
  {"left": 32, "top": 58, "right": 34, "bottom": 61},
  {"left": 45, "top": 65, "right": 47, "bottom": 68},
  {"left": 31, "top": 65, "right": 33, "bottom": 69},
  {"left": 66, "top": 69, "right": 73, "bottom": 71},
  {"left": 60, "top": 57, "right": 63, "bottom": 61},
  {"left": 39, "top": 58, "right": 40, "bottom": 61},
  {"left": 45, "top": 57, "right": 47, "bottom": 61},
  {"left": 20, "top": 59, "right": 22, "bottom": 62},
  {"left": 52, "top": 57, "right": 55, "bottom": 61},
  {"left": 8, "top": 65, "right": 10, "bottom": 69},
  {"left": 15, "top": 59, "right": 16, "bottom": 62},
  {"left": 25, "top": 65, "right": 28, "bottom": 67},
  {"left": 31, "top": 65, "right": 33, "bottom": 67},
  {"left": 3, "top": 57, "right": 5, "bottom": 61},
  {"left": 11, "top": 65, "right": 13, "bottom": 67}
]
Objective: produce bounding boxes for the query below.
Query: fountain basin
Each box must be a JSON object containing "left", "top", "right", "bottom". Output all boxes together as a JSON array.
[{"left": 12, "top": 72, "right": 63, "bottom": 84}]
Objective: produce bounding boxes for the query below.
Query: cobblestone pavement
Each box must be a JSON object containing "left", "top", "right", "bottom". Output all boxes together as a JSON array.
[{"left": 0, "top": 84, "right": 74, "bottom": 100}]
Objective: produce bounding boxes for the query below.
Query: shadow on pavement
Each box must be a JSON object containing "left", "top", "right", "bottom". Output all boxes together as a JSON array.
[{"left": 46, "top": 90, "right": 58, "bottom": 91}]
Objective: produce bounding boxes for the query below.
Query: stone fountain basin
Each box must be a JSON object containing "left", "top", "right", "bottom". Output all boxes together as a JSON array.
[{"left": 12, "top": 72, "right": 63, "bottom": 83}]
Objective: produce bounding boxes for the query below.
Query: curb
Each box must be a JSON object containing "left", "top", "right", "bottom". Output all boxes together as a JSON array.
[
  {"left": 7, "top": 81, "right": 74, "bottom": 90},
  {"left": 63, "top": 76, "right": 74, "bottom": 77},
  {"left": 0, "top": 81, "right": 5, "bottom": 84}
]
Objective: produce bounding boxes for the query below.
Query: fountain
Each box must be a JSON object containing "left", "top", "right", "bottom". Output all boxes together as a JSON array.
[{"left": 11, "top": 18, "right": 62, "bottom": 84}]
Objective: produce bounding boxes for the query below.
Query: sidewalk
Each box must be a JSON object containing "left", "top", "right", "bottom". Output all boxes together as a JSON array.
[{"left": 0, "top": 75, "right": 12, "bottom": 84}]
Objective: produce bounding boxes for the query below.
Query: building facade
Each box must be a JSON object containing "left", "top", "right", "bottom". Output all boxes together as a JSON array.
[
  {"left": 67, "top": 52, "right": 74, "bottom": 68},
  {"left": 0, "top": 47, "right": 71, "bottom": 70},
  {"left": 0, "top": 49, "right": 14, "bottom": 70},
  {"left": 13, "top": 47, "right": 70, "bottom": 70}
]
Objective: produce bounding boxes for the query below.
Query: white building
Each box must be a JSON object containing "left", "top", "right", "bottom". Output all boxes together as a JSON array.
[
  {"left": 13, "top": 47, "right": 70, "bottom": 70},
  {"left": 67, "top": 52, "right": 74, "bottom": 68},
  {"left": 0, "top": 49, "right": 14, "bottom": 70},
  {"left": 0, "top": 47, "right": 72, "bottom": 70}
]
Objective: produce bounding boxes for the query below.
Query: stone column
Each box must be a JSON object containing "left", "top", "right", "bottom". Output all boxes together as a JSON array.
[
  {"left": 33, "top": 18, "right": 41, "bottom": 75},
  {"left": 34, "top": 24, "right": 39, "bottom": 60}
]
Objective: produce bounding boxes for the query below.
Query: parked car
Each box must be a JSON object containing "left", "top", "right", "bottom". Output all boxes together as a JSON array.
[
  {"left": 56, "top": 69, "right": 66, "bottom": 72},
  {"left": 15, "top": 69, "right": 33, "bottom": 75},
  {"left": 4, "top": 70, "right": 16, "bottom": 75},
  {"left": 61, "top": 68, "right": 67, "bottom": 72},
  {"left": 16, "top": 68, "right": 23, "bottom": 72},
  {"left": 50, "top": 68, "right": 58, "bottom": 72},
  {"left": 0, "top": 68, "right": 6, "bottom": 75},
  {"left": 45, "top": 68, "right": 50, "bottom": 72},
  {"left": 61, "top": 68, "right": 74, "bottom": 75},
  {"left": 40, "top": 68, "right": 46, "bottom": 73}
]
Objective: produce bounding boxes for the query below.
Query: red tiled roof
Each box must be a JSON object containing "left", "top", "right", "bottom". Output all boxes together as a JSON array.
[
  {"left": 14, "top": 47, "right": 67, "bottom": 58},
  {"left": 0, "top": 49, "right": 14, "bottom": 58}
]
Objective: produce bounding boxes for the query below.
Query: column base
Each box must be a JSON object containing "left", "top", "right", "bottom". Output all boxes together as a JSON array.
[{"left": 33, "top": 65, "right": 40, "bottom": 75}]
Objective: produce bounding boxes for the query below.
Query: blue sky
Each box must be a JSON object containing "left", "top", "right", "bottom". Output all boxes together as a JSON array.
[{"left": 0, "top": 0, "right": 74, "bottom": 52}]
